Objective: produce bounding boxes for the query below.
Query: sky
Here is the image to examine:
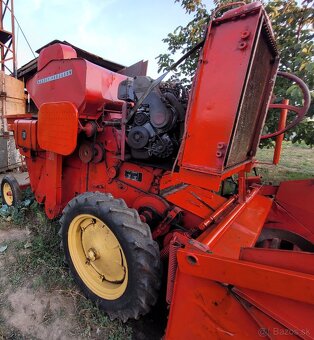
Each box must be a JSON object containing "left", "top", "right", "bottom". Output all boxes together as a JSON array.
[{"left": 12, "top": 0, "right": 216, "bottom": 78}]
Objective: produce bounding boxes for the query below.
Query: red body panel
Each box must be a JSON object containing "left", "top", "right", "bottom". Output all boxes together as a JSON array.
[
  {"left": 14, "top": 119, "right": 39, "bottom": 150},
  {"left": 162, "top": 184, "right": 226, "bottom": 219},
  {"left": 265, "top": 179, "right": 314, "bottom": 243},
  {"left": 38, "top": 102, "right": 78, "bottom": 155},
  {"left": 9, "top": 2, "right": 314, "bottom": 339},
  {"left": 37, "top": 43, "right": 77, "bottom": 70},
  {"left": 178, "top": 2, "right": 278, "bottom": 187},
  {"left": 198, "top": 189, "right": 272, "bottom": 258},
  {"left": 180, "top": 13, "right": 261, "bottom": 172},
  {"left": 27, "top": 52, "right": 126, "bottom": 118}
]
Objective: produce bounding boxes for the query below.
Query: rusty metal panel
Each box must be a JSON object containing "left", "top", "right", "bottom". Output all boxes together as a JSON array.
[{"left": 118, "top": 60, "right": 148, "bottom": 77}]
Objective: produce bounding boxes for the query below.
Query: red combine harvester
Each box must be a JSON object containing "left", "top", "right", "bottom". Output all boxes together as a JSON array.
[{"left": 2, "top": 2, "right": 313, "bottom": 338}]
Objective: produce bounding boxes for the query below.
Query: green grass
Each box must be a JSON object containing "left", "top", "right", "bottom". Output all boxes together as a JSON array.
[
  {"left": 76, "top": 298, "right": 132, "bottom": 339},
  {"left": 255, "top": 141, "right": 314, "bottom": 184},
  {"left": 2, "top": 203, "right": 69, "bottom": 290},
  {"left": 0, "top": 201, "right": 132, "bottom": 339}
]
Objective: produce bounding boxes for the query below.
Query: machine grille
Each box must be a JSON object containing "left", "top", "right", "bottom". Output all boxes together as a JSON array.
[{"left": 226, "top": 20, "right": 277, "bottom": 168}]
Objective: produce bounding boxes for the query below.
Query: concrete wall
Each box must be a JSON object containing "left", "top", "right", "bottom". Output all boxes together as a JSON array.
[
  {"left": 0, "top": 136, "right": 8, "bottom": 171},
  {"left": 0, "top": 71, "right": 25, "bottom": 172}
]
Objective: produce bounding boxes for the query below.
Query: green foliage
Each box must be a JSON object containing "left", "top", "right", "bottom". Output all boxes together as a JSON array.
[
  {"left": 292, "top": 120, "right": 314, "bottom": 146},
  {"left": 157, "top": 0, "right": 208, "bottom": 84},
  {"left": 0, "top": 186, "right": 35, "bottom": 225},
  {"left": 264, "top": 0, "right": 314, "bottom": 146},
  {"left": 156, "top": 0, "right": 314, "bottom": 146}
]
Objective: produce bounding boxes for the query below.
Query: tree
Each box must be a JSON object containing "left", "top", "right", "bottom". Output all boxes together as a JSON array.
[{"left": 156, "top": 0, "right": 314, "bottom": 146}]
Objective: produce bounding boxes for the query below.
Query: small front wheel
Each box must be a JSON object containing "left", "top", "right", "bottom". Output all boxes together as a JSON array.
[
  {"left": 1, "top": 175, "right": 22, "bottom": 207},
  {"left": 60, "top": 192, "right": 161, "bottom": 321}
]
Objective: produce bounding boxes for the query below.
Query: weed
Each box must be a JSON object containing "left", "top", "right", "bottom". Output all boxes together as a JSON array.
[
  {"left": 75, "top": 297, "right": 132, "bottom": 339},
  {"left": 256, "top": 141, "right": 314, "bottom": 184},
  {"left": 0, "top": 199, "right": 133, "bottom": 339},
  {"left": 0, "top": 317, "right": 31, "bottom": 340}
]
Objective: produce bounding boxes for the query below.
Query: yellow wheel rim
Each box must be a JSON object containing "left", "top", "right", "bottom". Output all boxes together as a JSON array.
[
  {"left": 68, "top": 214, "right": 128, "bottom": 300},
  {"left": 3, "top": 182, "right": 13, "bottom": 206}
]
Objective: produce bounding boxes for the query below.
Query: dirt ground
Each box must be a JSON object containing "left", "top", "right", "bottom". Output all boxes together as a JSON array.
[
  {"left": 0, "top": 142, "right": 313, "bottom": 339},
  {"left": 0, "top": 224, "right": 84, "bottom": 340},
  {"left": 0, "top": 213, "right": 164, "bottom": 340}
]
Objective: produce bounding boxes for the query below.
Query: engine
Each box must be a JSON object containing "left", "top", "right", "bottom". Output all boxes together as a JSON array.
[{"left": 118, "top": 77, "right": 187, "bottom": 160}]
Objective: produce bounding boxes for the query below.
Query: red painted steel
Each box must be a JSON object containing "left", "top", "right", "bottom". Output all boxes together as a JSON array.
[
  {"left": 14, "top": 119, "right": 39, "bottom": 150},
  {"left": 199, "top": 195, "right": 237, "bottom": 230},
  {"left": 273, "top": 99, "right": 289, "bottom": 165},
  {"left": 37, "top": 43, "right": 77, "bottom": 70},
  {"left": 44, "top": 152, "right": 62, "bottom": 219},
  {"left": 238, "top": 290, "right": 312, "bottom": 340},
  {"left": 7, "top": 1, "right": 314, "bottom": 339},
  {"left": 240, "top": 247, "right": 314, "bottom": 275},
  {"left": 178, "top": 2, "right": 277, "bottom": 177},
  {"left": 166, "top": 271, "right": 263, "bottom": 339},
  {"left": 38, "top": 102, "right": 78, "bottom": 155},
  {"left": 265, "top": 179, "right": 314, "bottom": 243},
  {"left": 198, "top": 189, "right": 272, "bottom": 258},
  {"left": 234, "top": 288, "right": 314, "bottom": 340},
  {"left": 27, "top": 45, "right": 127, "bottom": 118},
  {"left": 162, "top": 184, "right": 226, "bottom": 219},
  {"left": 165, "top": 247, "right": 314, "bottom": 338}
]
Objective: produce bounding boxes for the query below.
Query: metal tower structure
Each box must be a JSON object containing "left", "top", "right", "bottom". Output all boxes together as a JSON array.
[{"left": 0, "top": 0, "right": 16, "bottom": 77}]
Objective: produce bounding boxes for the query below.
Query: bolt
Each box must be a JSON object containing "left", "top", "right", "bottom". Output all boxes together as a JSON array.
[
  {"left": 87, "top": 248, "right": 98, "bottom": 262},
  {"left": 241, "top": 31, "right": 250, "bottom": 39},
  {"left": 238, "top": 41, "right": 247, "bottom": 50}
]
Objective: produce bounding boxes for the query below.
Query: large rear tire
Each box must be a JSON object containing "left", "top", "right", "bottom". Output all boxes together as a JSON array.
[
  {"left": 1, "top": 175, "right": 22, "bottom": 207},
  {"left": 60, "top": 192, "right": 161, "bottom": 321}
]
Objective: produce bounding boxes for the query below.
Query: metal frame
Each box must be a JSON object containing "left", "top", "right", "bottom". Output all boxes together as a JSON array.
[{"left": 0, "top": 0, "right": 16, "bottom": 77}]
